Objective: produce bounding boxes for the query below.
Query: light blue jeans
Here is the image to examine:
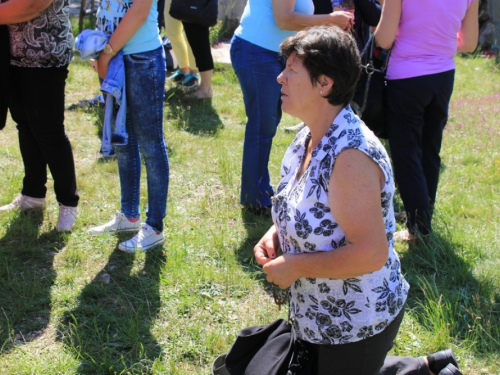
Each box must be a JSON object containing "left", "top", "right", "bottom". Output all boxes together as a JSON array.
[
  {"left": 230, "top": 36, "right": 285, "bottom": 209},
  {"left": 115, "top": 46, "right": 169, "bottom": 232}
]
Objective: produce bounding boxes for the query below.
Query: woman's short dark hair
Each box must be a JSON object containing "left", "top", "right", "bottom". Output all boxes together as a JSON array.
[{"left": 280, "top": 25, "right": 361, "bottom": 107}]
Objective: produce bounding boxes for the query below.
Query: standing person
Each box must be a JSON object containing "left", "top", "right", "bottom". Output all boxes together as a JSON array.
[
  {"left": 88, "top": 0, "right": 170, "bottom": 253},
  {"left": 0, "top": 0, "right": 79, "bottom": 232},
  {"left": 163, "top": 0, "right": 200, "bottom": 89},
  {"left": 375, "top": 0, "right": 478, "bottom": 240},
  {"left": 231, "top": 0, "right": 353, "bottom": 214},
  {"left": 182, "top": 22, "right": 214, "bottom": 99}
]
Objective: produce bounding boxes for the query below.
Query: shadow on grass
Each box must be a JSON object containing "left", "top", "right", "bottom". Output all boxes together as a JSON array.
[
  {"left": 399, "top": 232, "right": 500, "bottom": 357},
  {"left": 234, "top": 209, "right": 274, "bottom": 296},
  {"left": 164, "top": 87, "right": 223, "bottom": 136},
  {"left": 57, "top": 247, "right": 166, "bottom": 374},
  {"left": 0, "top": 211, "right": 66, "bottom": 353}
]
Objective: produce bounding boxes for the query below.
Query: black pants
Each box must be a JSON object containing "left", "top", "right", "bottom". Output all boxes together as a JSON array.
[
  {"left": 182, "top": 22, "right": 214, "bottom": 72},
  {"left": 295, "top": 307, "right": 429, "bottom": 375},
  {"left": 9, "top": 65, "right": 79, "bottom": 207},
  {"left": 386, "top": 70, "right": 455, "bottom": 235}
]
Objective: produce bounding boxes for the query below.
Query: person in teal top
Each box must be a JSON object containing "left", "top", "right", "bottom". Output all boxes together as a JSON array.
[
  {"left": 88, "top": 0, "right": 170, "bottom": 253},
  {"left": 230, "top": 0, "right": 354, "bottom": 214}
]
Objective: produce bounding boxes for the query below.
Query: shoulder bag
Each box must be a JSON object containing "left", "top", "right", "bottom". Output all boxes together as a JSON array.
[
  {"left": 212, "top": 286, "right": 303, "bottom": 375},
  {"left": 169, "top": 0, "right": 218, "bottom": 27},
  {"left": 351, "top": 33, "right": 392, "bottom": 139}
]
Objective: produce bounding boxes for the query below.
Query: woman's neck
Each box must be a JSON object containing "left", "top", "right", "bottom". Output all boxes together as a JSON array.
[{"left": 303, "top": 103, "right": 343, "bottom": 149}]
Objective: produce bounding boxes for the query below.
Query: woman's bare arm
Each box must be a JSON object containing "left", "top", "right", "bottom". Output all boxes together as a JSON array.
[
  {"left": 457, "top": 0, "right": 479, "bottom": 53},
  {"left": 374, "top": 0, "right": 401, "bottom": 50},
  {"left": 272, "top": 0, "right": 354, "bottom": 31},
  {"left": 0, "top": 0, "right": 53, "bottom": 24}
]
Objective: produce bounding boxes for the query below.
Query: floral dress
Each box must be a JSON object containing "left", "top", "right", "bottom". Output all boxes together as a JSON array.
[{"left": 272, "top": 106, "right": 409, "bottom": 345}]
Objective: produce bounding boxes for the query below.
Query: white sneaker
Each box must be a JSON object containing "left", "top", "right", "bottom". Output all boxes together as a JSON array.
[
  {"left": 118, "top": 223, "right": 165, "bottom": 253},
  {"left": 0, "top": 193, "right": 46, "bottom": 212},
  {"left": 57, "top": 205, "right": 78, "bottom": 232},
  {"left": 88, "top": 211, "right": 141, "bottom": 235}
]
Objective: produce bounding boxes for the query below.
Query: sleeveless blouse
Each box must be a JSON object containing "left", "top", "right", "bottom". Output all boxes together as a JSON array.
[{"left": 272, "top": 106, "right": 409, "bottom": 345}]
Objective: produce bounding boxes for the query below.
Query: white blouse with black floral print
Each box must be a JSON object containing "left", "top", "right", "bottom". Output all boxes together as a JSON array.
[{"left": 272, "top": 105, "right": 409, "bottom": 345}]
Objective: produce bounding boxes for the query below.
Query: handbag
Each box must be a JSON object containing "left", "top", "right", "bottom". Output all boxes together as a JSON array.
[
  {"left": 213, "top": 285, "right": 302, "bottom": 375},
  {"left": 351, "top": 34, "right": 392, "bottom": 139},
  {"left": 213, "top": 319, "right": 295, "bottom": 375},
  {"left": 169, "top": 0, "right": 218, "bottom": 27}
]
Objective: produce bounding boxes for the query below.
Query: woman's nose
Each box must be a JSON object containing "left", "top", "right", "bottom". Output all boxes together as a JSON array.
[{"left": 277, "top": 71, "right": 285, "bottom": 84}]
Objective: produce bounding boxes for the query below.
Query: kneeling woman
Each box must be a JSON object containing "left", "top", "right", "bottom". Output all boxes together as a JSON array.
[{"left": 253, "top": 26, "right": 461, "bottom": 375}]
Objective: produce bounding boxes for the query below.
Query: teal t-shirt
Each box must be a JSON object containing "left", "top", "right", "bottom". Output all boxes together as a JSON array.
[
  {"left": 96, "top": 0, "right": 162, "bottom": 55},
  {"left": 235, "top": 0, "right": 315, "bottom": 53}
]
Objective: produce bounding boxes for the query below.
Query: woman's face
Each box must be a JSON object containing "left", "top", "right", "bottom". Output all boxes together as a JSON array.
[{"left": 277, "top": 52, "right": 321, "bottom": 119}]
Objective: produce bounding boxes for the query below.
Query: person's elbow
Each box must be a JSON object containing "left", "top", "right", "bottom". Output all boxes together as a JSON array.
[
  {"left": 374, "top": 36, "right": 393, "bottom": 50},
  {"left": 458, "top": 39, "right": 478, "bottom": 53},
  {"left": 26, "top": 0, "right": 53, "bottom": 16},
  {"left": 364, "top": 240, "right": 389, "bottom": 273},
  {"left": 274, "top": 15, "right": 292, "bottom": 30}
]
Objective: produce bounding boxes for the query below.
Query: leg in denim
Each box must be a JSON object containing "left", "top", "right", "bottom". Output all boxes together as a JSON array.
[
  {"left": 230, "top": 36, "right": 284, "bottom": 209},
  {"left": 116, "top": 47, "right": 169, "bottom": 232}
]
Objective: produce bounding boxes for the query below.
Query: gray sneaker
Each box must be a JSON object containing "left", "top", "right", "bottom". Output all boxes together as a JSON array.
[
  {"left": 0, "top": 193, "right": 46, "bottom": 212},
  {"left": 118, "top": 223, "right": 165, "bottom": 253},
  {"left": 88, "top": 211, "right": 141, "bottom": 235},
  {"left": 57, "top": 205, "right": 78, "bottom": 232}
]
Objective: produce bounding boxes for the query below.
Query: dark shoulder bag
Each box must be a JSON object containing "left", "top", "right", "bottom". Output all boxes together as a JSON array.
[
  {"left": 351, "top": 34, "right": 392, "bottom": 139},
  {"left": 213, "top": 319, "right": 295, "bottom": 375},
  {"left": 169, "top": 0, "right": 218, "bottom": 27}
]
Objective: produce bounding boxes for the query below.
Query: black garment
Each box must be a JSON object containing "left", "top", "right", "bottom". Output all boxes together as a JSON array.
[
  {"left": 353, "top": 0, "right": 382, "bottom": 52},
  {"left": 293, "top": 307, "right": 429, "bottom": 375},
  {"left": 182, "top": 22, "right": 214, "bottom": 72},
  {"left": 9, "top": 65, "right": 79, "bottom": 207},
  {"left": 386, "top": 70, "right": 455, "bottom": 235},
  {"left": 313, "top": 0, "right": 333, "bottom": 15},
  {"left": 0, "top": 25, "right": 10, "bottom": 130},
  {"left": 157, "top": 0, "right": 166, "bottom": 29}
]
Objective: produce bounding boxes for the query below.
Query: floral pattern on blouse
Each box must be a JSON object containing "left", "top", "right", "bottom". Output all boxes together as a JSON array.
[
  {"left": 7, "top": 0, "right": 73, "bottom": 68},
  {"left": 272, "top": 106, "right": 409, "bottom": 345}
]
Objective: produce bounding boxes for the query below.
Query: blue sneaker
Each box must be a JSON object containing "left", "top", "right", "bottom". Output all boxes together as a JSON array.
[
  {"left": 167, "top": 69, "right": 186, "bottom": 83},
  {"left": 181, "top": 73, "right": 200, "bottom": 90}
]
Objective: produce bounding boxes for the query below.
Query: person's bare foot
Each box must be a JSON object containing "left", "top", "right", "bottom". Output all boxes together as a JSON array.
[{"left": 184, "top": 87, "right": 213, "bottom": 99}]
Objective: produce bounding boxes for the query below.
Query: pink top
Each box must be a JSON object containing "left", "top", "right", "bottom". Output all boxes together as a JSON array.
[{"left": 387, "top": 0, "right": 475, "bottom": 80}]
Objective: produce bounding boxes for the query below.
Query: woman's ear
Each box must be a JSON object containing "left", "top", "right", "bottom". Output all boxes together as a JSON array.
[{"left": 318, "top": 75, "right": 334, "bottom": 95}]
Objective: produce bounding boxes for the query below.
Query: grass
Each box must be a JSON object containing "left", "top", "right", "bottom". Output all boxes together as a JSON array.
[{"left": 0, "top": 53, "right": 499, "bottom": 374}]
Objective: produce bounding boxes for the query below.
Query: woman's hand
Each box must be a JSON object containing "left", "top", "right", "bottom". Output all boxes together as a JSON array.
[
  {"left": 97, "top": 52, "right": 112, "bottom": 79},
  {"left": 328, "top": 11, "right": 355, "bottom": 30},
  {"left": 262, "top": 253, "right": 300, "bottom": 289},
  {"left": 254, "top": 225, "right": 280, "bottom": 265}
]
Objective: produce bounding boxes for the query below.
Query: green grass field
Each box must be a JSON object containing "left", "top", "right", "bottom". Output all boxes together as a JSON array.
[{"left": 0, "top": 55, "right": 499, "bottom": 374}]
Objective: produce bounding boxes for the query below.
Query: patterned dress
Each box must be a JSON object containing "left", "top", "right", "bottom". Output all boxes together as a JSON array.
[{"left": 272, "top": 106, "right": 409, "bottom": 345}]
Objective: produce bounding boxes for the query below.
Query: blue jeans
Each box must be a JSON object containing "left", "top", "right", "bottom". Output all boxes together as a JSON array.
[
  {"left": 115, "top": 46, "right": 169, "bottom": 232},
  {"left": 230, "top": 36, "right": 285, "bottom": 209}
]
